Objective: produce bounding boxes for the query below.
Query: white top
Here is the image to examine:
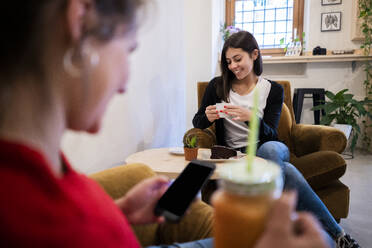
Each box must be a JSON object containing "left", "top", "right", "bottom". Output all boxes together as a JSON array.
[{"left": 223, "top": 77, "right": 272, "bottom": 149}]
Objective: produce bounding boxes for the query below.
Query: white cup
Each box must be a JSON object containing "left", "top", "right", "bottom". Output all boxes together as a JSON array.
[{"left": 216, "top": 103, "right": 228, "bottom": 118}]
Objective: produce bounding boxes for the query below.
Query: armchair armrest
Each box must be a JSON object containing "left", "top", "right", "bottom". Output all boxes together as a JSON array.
[
  {"left": 156, "top": 200, "right": 213, "bottom": 245},
  {"left": 90, "top": 164, "right": 159, "bottom": 247},
  {"left": 291, "top": 124, "right": 347, "bottom": 156},
  {"left": 90, "top": 163, "right": 156, "bottom": 200},
  {"left": 183, "top": 127, "right": 216, "bottom": 148},
  {"left": 90, "top": 164, "right": 214, "bottom": 247}
]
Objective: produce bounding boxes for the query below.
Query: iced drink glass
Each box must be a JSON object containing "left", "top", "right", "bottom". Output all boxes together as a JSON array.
[{"left": 212, "top": 158, "right": 283, "bottom": 248}]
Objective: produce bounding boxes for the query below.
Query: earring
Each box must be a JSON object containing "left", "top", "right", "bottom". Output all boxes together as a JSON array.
[
  {"left": 82, "top": 45, "right": 100, "bottom": 68},
  {"left": 63, "top": 48, "right": 81, "bottom": 78},
  {"left": 63, "top": 46, "right": 100, "bottom": 78}
]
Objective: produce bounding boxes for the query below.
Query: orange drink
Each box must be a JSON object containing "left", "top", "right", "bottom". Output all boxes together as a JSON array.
[{"left": 212, "top": 158, "right": 283, "bottom": 248}]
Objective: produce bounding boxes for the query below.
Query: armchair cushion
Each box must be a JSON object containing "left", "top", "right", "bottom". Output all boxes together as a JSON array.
[
  {"left": 291, "top": 151, "right": 346, "bottom": 190},
  {"left": 316, "top": 180, "right": 350, "bottom": 220}
]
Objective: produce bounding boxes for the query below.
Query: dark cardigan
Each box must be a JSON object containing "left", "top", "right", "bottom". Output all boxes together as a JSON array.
[{"left": 192, "top": 76, "right": 284, "bottom": 148}]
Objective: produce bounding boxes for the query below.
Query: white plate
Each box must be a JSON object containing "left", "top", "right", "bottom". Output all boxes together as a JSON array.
[
  {"left": 169, "top": 147, "right": 184, "bottom": 155},
  {"left": 197, "top": 148, "right": 246, "bottom": 163}
]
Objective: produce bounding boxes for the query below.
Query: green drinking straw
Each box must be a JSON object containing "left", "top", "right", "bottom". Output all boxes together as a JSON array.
[{"left": 246, "top": 88, "right": 259, "bottom": 172}]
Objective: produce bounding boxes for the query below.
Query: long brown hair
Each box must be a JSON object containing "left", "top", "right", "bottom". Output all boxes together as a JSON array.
[{"left": 218, "top": 31, "right": 263, "bottom": 102}]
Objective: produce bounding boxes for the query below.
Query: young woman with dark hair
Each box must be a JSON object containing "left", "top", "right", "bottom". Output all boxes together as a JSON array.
[{"left": 193, "top": 31, "right": 359, "bottom": 248}]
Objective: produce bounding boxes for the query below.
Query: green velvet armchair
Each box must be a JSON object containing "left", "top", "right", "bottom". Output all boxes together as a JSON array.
[
  {"left": 184, "top": 81, "right": 349, "bottom": 222},
  {"left": 90, "top": 163, "right": 213, "bottom": 247}
]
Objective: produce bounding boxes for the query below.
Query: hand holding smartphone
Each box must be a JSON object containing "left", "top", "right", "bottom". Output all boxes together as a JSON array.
[{"left": 154, "top": 160, "right": 215, "bottom": 222}]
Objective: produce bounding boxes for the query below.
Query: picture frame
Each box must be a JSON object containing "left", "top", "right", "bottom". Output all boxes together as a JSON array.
[
  {"left": 351, "top": 0, "right": 363, "bottom": 41},
  {"left": 321, "top": 0, "right": 342, "bottom": 6},
  {"left": 321, "top": 12, "right": 342, "bottom": 32}
]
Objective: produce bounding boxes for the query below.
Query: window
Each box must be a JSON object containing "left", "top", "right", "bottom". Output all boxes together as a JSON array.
[{"left": 226, "top": 0, "right": 304, "bottom": 55}]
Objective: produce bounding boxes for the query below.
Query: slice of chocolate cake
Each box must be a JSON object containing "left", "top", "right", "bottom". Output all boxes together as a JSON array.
[{"left": 210, "top": 145, "right": 237, "bottom": 159}]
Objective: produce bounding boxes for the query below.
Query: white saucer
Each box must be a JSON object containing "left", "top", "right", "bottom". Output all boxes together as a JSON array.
[{"left": 169, "top": 147, "right": 184, "bottom": 155}]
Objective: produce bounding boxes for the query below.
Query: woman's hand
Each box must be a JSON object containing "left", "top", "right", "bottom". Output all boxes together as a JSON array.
[
  {"left": 205, "top": 105, "right": 219, "bottom": 122},
  {"left": 224, "top": 105, "right": 252, "bottom": 122},
  {"left": 116, "top": 176, "right": 169, "bottom": 225},
  {"left": 254, "top": 192, "right": 330, "bottom": 248}
]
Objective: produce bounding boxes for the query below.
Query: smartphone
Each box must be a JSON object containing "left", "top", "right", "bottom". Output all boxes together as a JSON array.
[{"left": 154, "top": 160, "right": 215, "bottom": 222}]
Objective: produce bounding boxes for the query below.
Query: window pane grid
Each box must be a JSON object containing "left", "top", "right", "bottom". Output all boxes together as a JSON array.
[{"left": 234, "top": 0, "right": 294, "bottom": 49}]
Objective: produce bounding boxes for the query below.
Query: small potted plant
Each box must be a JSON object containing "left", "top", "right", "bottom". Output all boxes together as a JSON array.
[
  {"left": 184, "top": 135, "right": 198, "bottom": 161},
  {"left": 312, "top": 89, "right": 372, "bottom": 153}
]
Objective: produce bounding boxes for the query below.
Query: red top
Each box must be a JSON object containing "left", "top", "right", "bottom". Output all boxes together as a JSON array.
[{"left": 0, "top": 140, "right": 140, "bottom": 248}]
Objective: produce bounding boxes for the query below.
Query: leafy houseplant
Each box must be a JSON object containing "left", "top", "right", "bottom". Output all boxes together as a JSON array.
[
  {"left": 183, "top": 135, "right": 198, "bottom": 161},
  {"left": 312, "top": 89, "right": 372, "bottom": 153}
]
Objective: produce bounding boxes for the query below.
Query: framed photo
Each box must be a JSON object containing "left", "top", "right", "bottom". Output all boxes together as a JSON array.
[
  {"left": 351, "top": 0, "right": 363, "bottom": 41},
  {"left": 321, "top": 12, "right": 342, "bottom": 32},
  {"left": 321, "top": 0, "right": 342, "bottom": 5}
]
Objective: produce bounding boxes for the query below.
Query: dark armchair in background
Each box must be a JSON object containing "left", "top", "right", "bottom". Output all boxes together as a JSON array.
[{"left": 184, "top": 81, "right": 349, "bottom": 222}]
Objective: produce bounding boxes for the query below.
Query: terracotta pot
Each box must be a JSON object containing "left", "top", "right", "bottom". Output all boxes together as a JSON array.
[{"left": 184, "top": 147, "right": 198, "bottom": 161}]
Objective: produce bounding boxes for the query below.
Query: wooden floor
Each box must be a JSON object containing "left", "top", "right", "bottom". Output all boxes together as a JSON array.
[{"left": 339, "top": 151, "right": 372, "bottom": 247}]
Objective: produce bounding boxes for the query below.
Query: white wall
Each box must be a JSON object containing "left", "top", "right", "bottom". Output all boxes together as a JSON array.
[
  {"left": 184, "top": 0, "right": 212, "bottom": 130},
  {"left": 263, "top": 0, "right": 366, "bottom": 124},
  {"left": 184, "top": 0, "right": 225, "bottom": 130},
  {"left": 62, "top": 0, "right": 186, "bottom": 174},
  {"left": 305, "top": 1, "right": 360, "bottom": 51}
]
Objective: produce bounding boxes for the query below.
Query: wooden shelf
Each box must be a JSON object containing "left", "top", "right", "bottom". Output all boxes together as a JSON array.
[{"left": 262, "top": 54, "right": 372, "bottom": 64}]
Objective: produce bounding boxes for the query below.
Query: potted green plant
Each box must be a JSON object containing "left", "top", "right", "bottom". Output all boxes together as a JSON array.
[
  {"left": 183, "top": 135, "right": 198, "bottom": 161},
  {"left": 312, "top": 89, "right": 372, "bottom": 153}
]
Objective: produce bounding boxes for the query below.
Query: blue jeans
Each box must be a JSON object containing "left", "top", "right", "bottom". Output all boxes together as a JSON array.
[
  {"left": 146, "top": 231, "right": 334, "bottom": 248},
  {"left": 146, "top": 238, "right": 213, "bottom": 248},
  {"left": 256, "top": 141, "right": 342, "bottom": 240}
]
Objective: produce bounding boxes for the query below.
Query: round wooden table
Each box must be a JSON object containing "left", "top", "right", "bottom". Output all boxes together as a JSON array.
[
  {"left": 125, "top": 148, "right": 190, "bottom": 179},
  {"left": 125, "top": 147, "right": 264, "bottom": 179}
]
